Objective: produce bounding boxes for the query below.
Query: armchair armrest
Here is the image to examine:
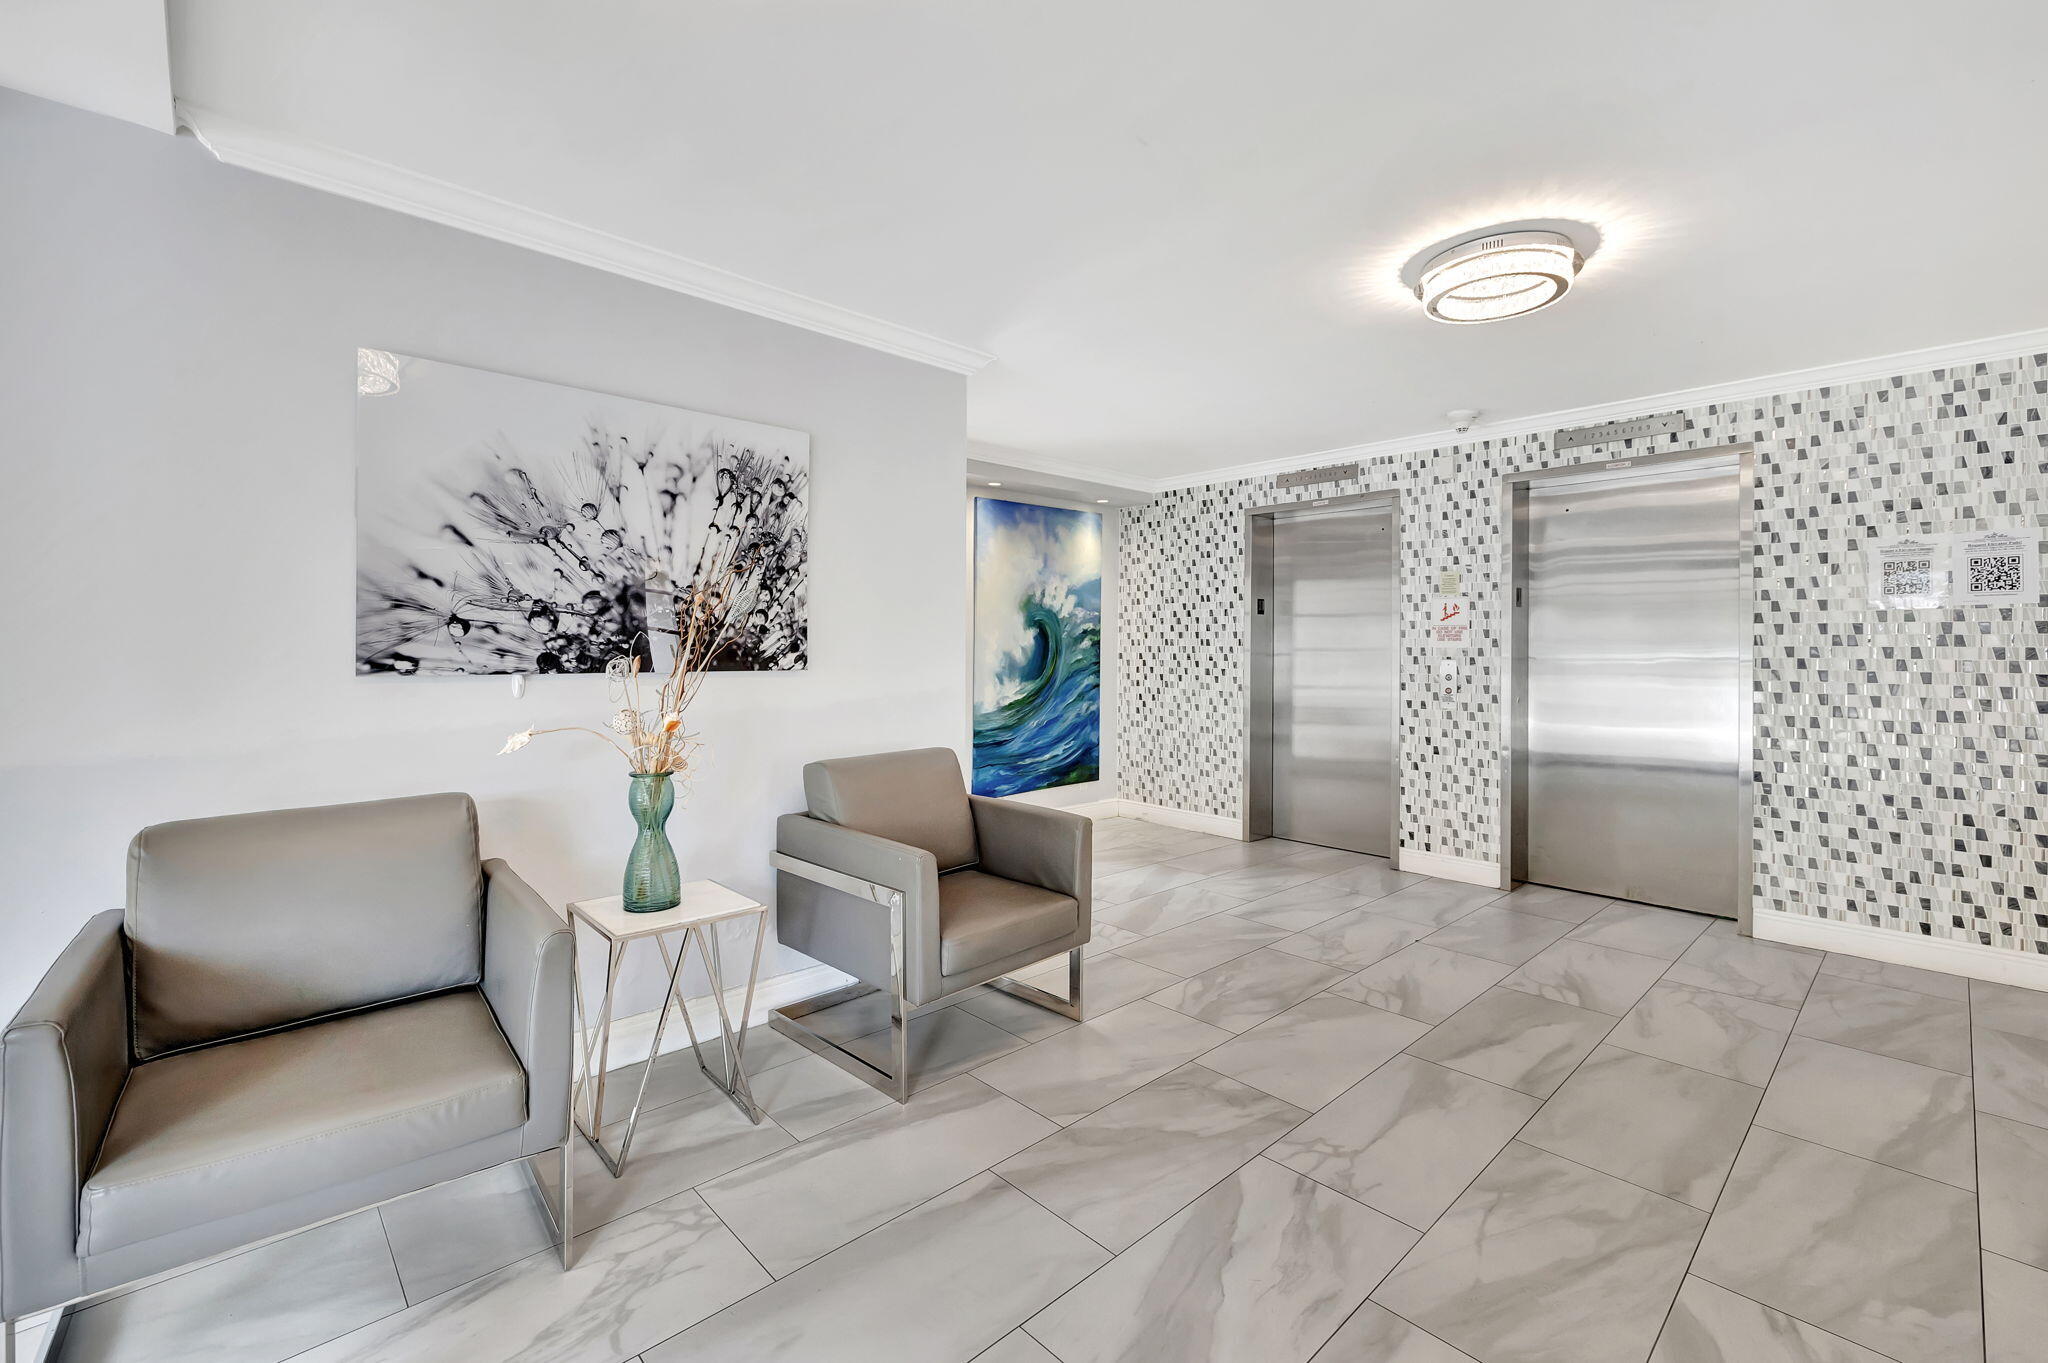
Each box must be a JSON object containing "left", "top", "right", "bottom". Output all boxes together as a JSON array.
[
  {"left": 481, "top": 860, "right": 575, "bottom": 1154},
  {"left": 3, "top": 910, "right": 129, "bottom": 1319},
  {"left": 774, "top": 813, "right": 942, "bottom": 1002},
  {"left": 968, "top": 797, "right": 1092, "bottom": 903}
]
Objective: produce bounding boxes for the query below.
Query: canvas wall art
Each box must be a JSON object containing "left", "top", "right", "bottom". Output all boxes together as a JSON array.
[
  {"left": 971, "top": 498, "right": 1101, "bottom": 796},
  {"left": 354, "top": 350, "right": 808, "bottom": 676}
]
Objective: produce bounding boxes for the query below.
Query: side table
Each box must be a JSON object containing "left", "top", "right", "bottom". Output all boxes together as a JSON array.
[{"left": 568, "top": 882, "right": 769, "bottom": 1176}]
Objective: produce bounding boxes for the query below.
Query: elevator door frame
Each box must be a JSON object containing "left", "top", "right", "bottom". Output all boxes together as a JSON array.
[
  {"left": 1241, "top": 491, "right": 1403, "bottom": 864},
  {"left": 1499, "top": 443, "right": 1756, "bottom": 933}
]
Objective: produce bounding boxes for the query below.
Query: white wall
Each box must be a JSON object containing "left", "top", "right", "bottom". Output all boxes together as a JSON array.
[
  {"left": 967, "top": 490, "right": 1119, "bottom": 811},
  {"left": 0, "top": 90, "right": 968, "bottom": 1021}
]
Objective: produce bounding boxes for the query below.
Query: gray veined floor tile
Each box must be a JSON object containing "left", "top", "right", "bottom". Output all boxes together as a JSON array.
[
  {"left": 1017, "top": 951, "right": 1181, "bottom": 1019},
  {"left": 972, "top": 998, "right": 1236, "bottom": 1124},
  {"left": 1328, "top": 943, "right": 1514, "bottom": 1025},
  {"left": 1027, "top": 1157, "right": 1417, "bottom": 1363},
  {"left": 1499, "top": 937, "right": 1671, "bottom": 1016},
  {"left": 1519, "top": 1045, "right": 1762, "bottom": 1210},
  {"left": 1495, "top": 883, "right": 1613, "bottom": 924},
  {"left": 1198, "top": 993, "right": 1429, "bottom": 1109},
  {"left": 1978, "top": 1111, "right": 2048, "bottom": 1270},
  {"left": 1648, "top": 1275, "right": 1893, "bottom": 1363},
  {"left": 1974, "top": 1022, "right": 2048, "bottom": 1127},
  {"left": 1360, "top": 880, "right": 1503, "bottom": 929},
  {"left": 1268, "top": 1053, "right": 1540, "bottom": 1230},
  {"left": 994, "top": 1063, "right": 1305, "bottom": 1251},
  {"left": 843, "top": 1000, "right": 1031, "bottom": 1085},
  {"left": 1755, "top": 1035, "right": 1975, "bottom": 1189},
  {"left": 955, "top": 983, "right": 1084, "bottom": 1043},
  {"left": 745, "top": 1049, "right": 896, "bottom": 1139},
  {"left": 292, "top": 1190, "right": 768, "bottom": 1363},
  {"left": 1819, "top": 951, "right": 1971, "bottom": 1001},
  {"left": 648, "top": 1173, "right": 1106, "bottom": 1363},
  {"left": 1793, "top": 972, "right": 1972, "bottom": 1075},
  {"left": 1691, "top": 1127, "right": 1983, "bottom": 1363},
  {"left": 1092, "top": 862, "right": 1211, "bottom": 905},
  {"left": 1983, "top": 1251, "right": 2048, "bottom": 1363},
  {"left": 573, "top": 1083, "right": 796, "bottom": 1232},
  {"left": 1421, "top": 905, "right": 1576, "bottom": 966},
  {"left": 1566, "top": 901, "right": 1715, "bottom": 960},
  {"left": 1082, "top": 921, "right": 1148, "bottom": 957},
  {"left": 1166, "top": 840, "right": 1308, "bottom": 875},
  {"left": 380, "top": 1160, "right": 558, "bottom": 1305},
  {"left": 1608, "top": 982, "right": 1796, "bottom": 1086},
  {"left": 1112, "top": 911, "right": 1292, "bottom": 976},
  {"left": 1147, "top": 948, "right": 1351, "bottom": 1033},
  {"left": 1310, "top": 1302, "right": 1477, "bottom": 1362},
  {"left": 1406, "top": 987, "right": 1616, "bottom": 1098},
  {"left": 1663, "top": 931, "right": 1824, "bottom": 1008},
  {"left": 1371, "top": 1142, "right": 1706, "bottom": 1363},
  {"left": 1196, "top": 860, "right": 1330, "bottom": 900},
  {"left": 54, "top": 1212, "right": 403, "bottom": 1363},
  {"left": 1313, "top": 860, "right": 1427, "bottom": 900},
  {"left": 1229, "top": 877, "right": 1379, "bottom": 932},
  {"left": 696, "top": 1073, "right": 1056, "bottom": 1276},
  {"left": 1971, "top": 977, "right": 2048, "bottom": 1040},
  {"left": 1096, "top": 883, "right": 1251, "bottom": 937},
  {"left": 1279, "top": 845, "right": 1383, "bottom": 874},
  {"left": 1272, "top": 906, "right": 1432, "bottom": 969},
  {"left": 975, "top": 1330, "right": 1061, "bottom": 1363}
]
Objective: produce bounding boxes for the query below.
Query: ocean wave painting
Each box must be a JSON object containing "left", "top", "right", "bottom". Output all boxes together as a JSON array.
[{"left": 972, "top": 498, "right": 1101, "bottom": 796}]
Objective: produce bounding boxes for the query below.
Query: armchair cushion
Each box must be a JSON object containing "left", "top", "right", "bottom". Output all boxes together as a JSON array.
[
  {"left": 126, "top": 793, "right": 485, "bottom": 1060},
  {"left": 80, "top": 990, "right": 524, "bottom": 1256},
  {"left": 803, "top": 748, "right": 979, "bottom": 872},
  {"left": 937, "top": 870, "right": 1079, "bottom": 976}
]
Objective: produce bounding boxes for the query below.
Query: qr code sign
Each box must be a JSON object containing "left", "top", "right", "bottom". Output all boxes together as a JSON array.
[
  {"left": 1968, "top": 554, "right": 2024, "bottom": 596},
  {"left": 1882, "top": 558, "right": 1934, "bottom": 597}
]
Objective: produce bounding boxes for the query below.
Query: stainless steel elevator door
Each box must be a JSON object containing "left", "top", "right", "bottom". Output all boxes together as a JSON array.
[
  {"left": 1517, "top": 460, "right": 1742, "bottom": 916},
  {"left": 1270, "top": 505, "right": 1394, "bottom": 856}
]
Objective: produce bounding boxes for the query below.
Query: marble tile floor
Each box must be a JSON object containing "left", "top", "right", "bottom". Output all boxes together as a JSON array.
[{"left": 47, "top": 817, "right": 2048, "bottom": 1363}]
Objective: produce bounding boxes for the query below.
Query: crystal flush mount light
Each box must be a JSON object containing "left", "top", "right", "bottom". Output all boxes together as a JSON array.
[{"left": 1415, "top": 229, "right": 1583, "bottom": 324}]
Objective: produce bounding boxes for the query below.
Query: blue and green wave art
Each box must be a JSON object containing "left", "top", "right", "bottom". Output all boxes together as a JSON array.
[{"left": 972, "top": 499, "right": 1102, "bottom": 797}]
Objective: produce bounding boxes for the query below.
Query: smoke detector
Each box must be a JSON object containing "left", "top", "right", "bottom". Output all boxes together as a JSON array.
[{"left": 1447, "top": 409, "right": 1481, "bottom": 433}]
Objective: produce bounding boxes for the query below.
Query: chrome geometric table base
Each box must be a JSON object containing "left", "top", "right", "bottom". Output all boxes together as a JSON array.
[{"left": 567, "top": 887, "right": 770, "bottom": 1178}]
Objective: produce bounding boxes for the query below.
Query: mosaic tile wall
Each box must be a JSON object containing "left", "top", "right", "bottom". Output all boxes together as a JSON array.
[{"left": 1117, "top": 352, "right": 2048, "bottom": 952}]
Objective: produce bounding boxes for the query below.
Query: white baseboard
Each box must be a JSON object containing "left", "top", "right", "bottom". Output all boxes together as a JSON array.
[
  {"left": 1061, "top": 798, "right": 1126, "bottom": 819},
  {"left": 1396, "top": 847, "right": 1504, "bottom": 888},
  {"left": 584, "top": 962, "right": 854, "bottom": 1072},
  {"left": 1753, "top": 911, "right": 2048, "bottom": 992},
  {"left": 1108, "top": 800, "right": 1244, "bottom": 839}
]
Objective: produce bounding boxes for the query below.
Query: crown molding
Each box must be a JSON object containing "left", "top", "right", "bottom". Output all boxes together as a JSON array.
[
  {"left": 1148, "top": 323, "right": 2048, "bottom": 493},
  {"left": 175, "top": 102, "right": 996, "bottom": 376}
]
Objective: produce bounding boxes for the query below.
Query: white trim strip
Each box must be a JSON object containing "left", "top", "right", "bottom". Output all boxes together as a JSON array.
[
  {"left": 1149, "top": 325, "right": 2048, "bottom": 492},
  {"left": 1109, "top": 799, "right": 1244, "bottom": 839},
  {"left": 1395, "top": 847, "right": 1503, "bottom": 888},
  {"left": 1753, "top": 911, "right": 2048, "bottom": 992},
  {"left": 175, "top": 103, "right": 995, "bottom": 377}
]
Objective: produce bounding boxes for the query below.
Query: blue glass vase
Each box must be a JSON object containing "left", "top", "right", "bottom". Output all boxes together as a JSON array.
[{"left": 623, "top": 772, "right": 681, "bottom": 912}]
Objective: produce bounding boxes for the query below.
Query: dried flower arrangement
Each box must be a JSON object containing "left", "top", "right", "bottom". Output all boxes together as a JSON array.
[{"left": 497, "top": 512, "right": 783, "bottom": 774}]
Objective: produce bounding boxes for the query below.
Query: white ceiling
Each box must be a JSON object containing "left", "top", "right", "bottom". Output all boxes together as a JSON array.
[{"left": 156, "top": 1, "right": 2048, "bottom": 484}]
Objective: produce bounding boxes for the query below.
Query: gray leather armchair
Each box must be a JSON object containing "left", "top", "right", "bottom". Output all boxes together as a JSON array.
[
  {"left": 0, "top": 794, "right": 576, "bottom": 1353},
  {"left": 770, "top": 748, "right": 1091, "bottom": 1100}
]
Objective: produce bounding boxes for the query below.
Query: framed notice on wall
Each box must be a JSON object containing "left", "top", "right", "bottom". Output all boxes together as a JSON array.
[{"left": 1866, "top": 526, "right": 2042, "bottom": 609}]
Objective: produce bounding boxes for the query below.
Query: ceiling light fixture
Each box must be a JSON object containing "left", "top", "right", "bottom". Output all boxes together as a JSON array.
[
  {"left": 1095, "top": 499, "right": 1109, "bottom": 504},
  {"left": 1415, "top": 230, "right": 1582, "bottom": 324},
  {"left": 987, "top": 481, "right": 1003, "bottom": 487}
]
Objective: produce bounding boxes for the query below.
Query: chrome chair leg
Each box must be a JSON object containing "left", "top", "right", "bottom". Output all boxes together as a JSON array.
[
  {"left": 527, "top": 1140, "right": 576, "bottom": 1271},
  {"left": 986, "top": 947, "right": 1085, "bottom": 1021}
]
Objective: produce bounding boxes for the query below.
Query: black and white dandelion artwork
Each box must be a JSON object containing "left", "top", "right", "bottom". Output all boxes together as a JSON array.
[{"left": 354, "top": 350, "right": 809, "bottom": 676}]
